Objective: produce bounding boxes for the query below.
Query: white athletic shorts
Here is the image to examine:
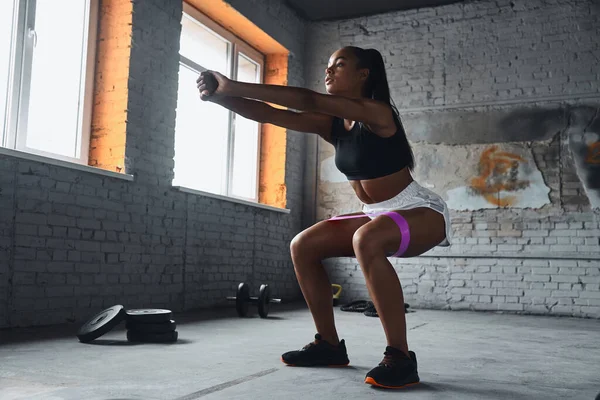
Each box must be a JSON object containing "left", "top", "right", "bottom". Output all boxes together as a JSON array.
[{"left": 361, "top": 181, "right": 452, "bottom": 247}]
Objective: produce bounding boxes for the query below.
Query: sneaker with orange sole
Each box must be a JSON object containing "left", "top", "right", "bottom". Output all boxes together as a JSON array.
[
  {"left": 281, "top": 333, "right": 350, "bottom": 367},
  {"left": 365, "top": 347, "right": 419, "bottom": 389}
]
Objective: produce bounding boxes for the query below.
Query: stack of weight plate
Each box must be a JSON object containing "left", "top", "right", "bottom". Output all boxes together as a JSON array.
[
  {"left": 76, "top": 305, "right": 179, "bottom": 344},
  {"left": 125, "top": 309, "right": 178, "bottom": 343}
]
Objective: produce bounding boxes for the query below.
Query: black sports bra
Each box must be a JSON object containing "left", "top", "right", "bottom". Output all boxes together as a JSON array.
[{"left": 329, "top": 117, "right": 412, "bottom": 181}]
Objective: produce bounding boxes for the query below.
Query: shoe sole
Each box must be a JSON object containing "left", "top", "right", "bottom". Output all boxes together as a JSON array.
[
  {"left": 281, "top": 357, "right": 350, "bottom": 367},
  {"left": 364, "top": 377, "right": 420, "bottom": 389}
]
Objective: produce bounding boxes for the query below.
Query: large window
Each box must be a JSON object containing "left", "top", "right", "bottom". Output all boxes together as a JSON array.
[
  {"left": 175, "top": 4, "right": 264, "bottom": 201},
  {"left": 0, "top": 0, "right": 98, "bottom": 164}
]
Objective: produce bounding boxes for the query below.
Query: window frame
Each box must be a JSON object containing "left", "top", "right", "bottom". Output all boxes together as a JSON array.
[
  {"left": 1, "top": 0, "right": 99, "bottom": 165},
  {"left": 179, "top": 3, "right": 264, "bottom": 202}
]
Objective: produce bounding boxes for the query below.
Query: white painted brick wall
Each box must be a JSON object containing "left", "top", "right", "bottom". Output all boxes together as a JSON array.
[
  {"left": 306, "top": 0, "right": 600, "bottom": 108},
  {"left": 310, "top": 0, "right": 600, "bottom": 318}
]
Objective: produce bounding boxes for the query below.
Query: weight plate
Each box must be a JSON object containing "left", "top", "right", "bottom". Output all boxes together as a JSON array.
[
  {"left": 77, "top": 305, "right": 126, "bottom": 343},
  {"left": 236, "top": 283, "right": 250, "bottom": 317},
  {"left": 125, "top": 309, "right": 172, "bottom": 323},
  {"left": 126, "top": 319, "right": 176, "bottom": 333},
  {"left": 127, "top": 329, "right": 178, "bottom": 343},
  {"left": 258, "top": 284, "right": 271, "bottom": 319}
]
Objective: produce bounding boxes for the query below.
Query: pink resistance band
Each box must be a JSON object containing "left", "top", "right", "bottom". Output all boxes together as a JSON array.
[{"left": 328, "top": 212, "right": 411, "bottom": 257}]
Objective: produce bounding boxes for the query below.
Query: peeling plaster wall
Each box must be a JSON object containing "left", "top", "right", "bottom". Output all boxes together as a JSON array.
[
  {"left": 306, "top": 0, "right": 600, "bottom": 317},
  {"left": 567, "top": 106, "right": 600, "bottom": 209}
]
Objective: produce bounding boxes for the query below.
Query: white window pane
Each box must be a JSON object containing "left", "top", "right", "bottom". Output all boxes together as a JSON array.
[
  {"left": 231, "top": 53, "right": 260, "bottom": 200},
  {"left": 237, "top": 53, "right": 260, "bottom": 83},
  {"left": 25, "top": 0, "right": 88, "bottom": 158},
  {"left": 231, "top": 115, "right": 259, "bottom": 200},
  {"left": 180, "top": 14, "right": 229, "bottom": 74},
  {"left": 0, "top": 0, "right": 15, "bottom": 141},
  {"left": 174, "top": 64, "right": 229, "bottom": 194}
]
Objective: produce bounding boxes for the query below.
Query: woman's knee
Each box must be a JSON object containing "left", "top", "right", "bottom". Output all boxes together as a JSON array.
[
  {"left": 352, "top": 224, "right": 385, "bottom": 264},
  {"left": 290, "top": 231, "right": 318, "bottom": 263}
]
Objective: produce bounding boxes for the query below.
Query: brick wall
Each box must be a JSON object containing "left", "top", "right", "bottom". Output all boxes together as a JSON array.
[
  {"left": 260, "top": 54, "right": 289, "bottom": 208},
  {"left": 0, "top": 0, "right": 306, "bottom": 328},
  {"left": 88, "top": 0, "right": 131, "bottom": 173},
  {"left": 307, "top": 0, "right": 599, "bottom": 108},
  {"left": 0, "top": 157, "right": 15, "bottom": 327},
  {"left": 306, "top": 0, "right": 600, "bottom": 318}
]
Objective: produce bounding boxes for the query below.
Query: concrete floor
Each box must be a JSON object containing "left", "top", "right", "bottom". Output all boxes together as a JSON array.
[{"left": 1, "top": 304, "right": 599, "bottom": 400}]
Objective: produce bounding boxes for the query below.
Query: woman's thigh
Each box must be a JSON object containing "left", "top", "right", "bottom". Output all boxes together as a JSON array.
[
  {"left": 355, "top": 207, "right": 447, "bottom": 258},
  {"left": 292, "top": 213, "right": 372, "bottom": 260}
]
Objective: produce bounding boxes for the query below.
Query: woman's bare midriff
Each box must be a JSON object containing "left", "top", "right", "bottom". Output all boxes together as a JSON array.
[{"left": 349, "top": 168, "right": 413, "bottom": 205}]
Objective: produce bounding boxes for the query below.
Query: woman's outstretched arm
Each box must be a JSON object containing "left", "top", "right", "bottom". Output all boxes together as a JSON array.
[
  {"left": 197, "top": 71, "right": 393, "bottom": 130},
  {"left": 206, "top": 95, "right": 333, "bottom": 140}
]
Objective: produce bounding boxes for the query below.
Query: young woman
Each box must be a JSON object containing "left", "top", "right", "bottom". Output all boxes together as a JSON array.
[{"left": 197, "top": 46, "right": 451, "bottom": 389}]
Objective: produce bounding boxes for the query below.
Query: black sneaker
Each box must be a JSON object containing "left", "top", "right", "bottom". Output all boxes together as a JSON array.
[
  {"left": 281, "top": 334, "right": 350, "bottom": 367},
  {"left": 365, "top": 346, "right": 419, "bottom": 389}
]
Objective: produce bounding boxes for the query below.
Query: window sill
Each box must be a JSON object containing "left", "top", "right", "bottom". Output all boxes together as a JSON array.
[
  {"left": 174, "top": 186, "right": 291, "bottom": 214},
  {"left": 0, "top": 147, "right": 134, "bottom": 181}
]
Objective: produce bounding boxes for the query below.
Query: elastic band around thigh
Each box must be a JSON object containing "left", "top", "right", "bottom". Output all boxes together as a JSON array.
[{"left": 381, "top": 211, "right": 410, "bottom": 257}]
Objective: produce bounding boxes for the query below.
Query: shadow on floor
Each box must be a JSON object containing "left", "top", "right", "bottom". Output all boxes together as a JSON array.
[
  {"left": 369, "top": 380, "right": 553, "bottom": 400},
  {"left": 0, "top": 301, "right": 308, "bottom": 345}
]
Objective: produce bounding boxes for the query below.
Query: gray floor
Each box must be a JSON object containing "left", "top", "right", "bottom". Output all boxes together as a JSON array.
[{"left": 1, "top": 304, "right": 599, "bottom": 400}]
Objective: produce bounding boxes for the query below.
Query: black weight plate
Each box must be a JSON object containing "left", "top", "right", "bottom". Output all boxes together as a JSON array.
[
  {"left": 258, "top": 284, "right": 270, "bottom": 319},
  {"left": 127, "top": 329, "right": 179, "bottom": 343},
  {"left": 126, "top": 319, "right": 176, "bottom": 333},
  {"left": 236, "top": 283, "right": 250, "bottom": 317},
  {"left": 77, "top": 305, "right": 126, "bottom": 343},
  {"left": 125, "top": 309, "right": 172, "bottom": 323}
]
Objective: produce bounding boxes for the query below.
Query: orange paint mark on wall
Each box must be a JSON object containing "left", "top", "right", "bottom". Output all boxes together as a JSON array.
[
  {"left": 586, "top": 142, "right": 600, "bottom": 164},
  {"left": 470, "top": 146, "right": 530, "bottom": 207},
  {"left": 259, "top": 54, "right": 288, "bottom": 208},
  {"left": 89, "top": 0, "right": 132, "bottom": 173}
]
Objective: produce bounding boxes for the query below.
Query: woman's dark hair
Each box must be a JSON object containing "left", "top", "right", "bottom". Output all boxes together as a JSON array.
[{"left": 345, "top": 46, "right": 415, "bottom": 171}]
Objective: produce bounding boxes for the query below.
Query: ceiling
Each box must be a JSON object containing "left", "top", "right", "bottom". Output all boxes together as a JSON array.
[{"left": 284, "top": 0, "right": 467, "bottom": 21}]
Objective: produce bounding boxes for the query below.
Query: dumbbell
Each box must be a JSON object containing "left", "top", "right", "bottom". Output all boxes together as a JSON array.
[{"left": 226, "top": 282, "right": 282, "bottom": 318}]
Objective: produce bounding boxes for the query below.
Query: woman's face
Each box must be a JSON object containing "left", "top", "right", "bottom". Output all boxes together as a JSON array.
[{"left": 324, "top": 48, "right": 367, "bottom": 96}]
